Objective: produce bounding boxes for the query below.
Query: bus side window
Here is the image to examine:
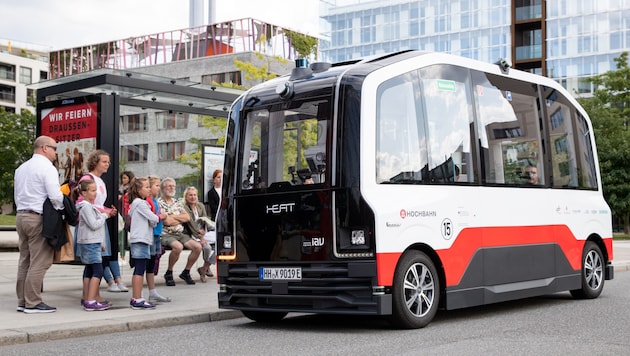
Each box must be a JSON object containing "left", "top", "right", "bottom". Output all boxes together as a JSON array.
[
  {"left": 376, "top": 71, "right": 426, "bottom": 183},
  {"left": 419, "top": 64, "right": 474, "bottom": 184},
  {"left": 473, "top": 70, "right": 543, "bottom": 186}
]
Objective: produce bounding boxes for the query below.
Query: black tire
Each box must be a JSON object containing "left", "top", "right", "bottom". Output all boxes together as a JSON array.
[
  {"left": 570, "top": 241, "right": 605, "bottom": 299},
  {"left": 390, "top": 251, "right": 440, "bottom": 329},
  {"left": 241, "top": 310, "right": 288, "bottom": 323}
]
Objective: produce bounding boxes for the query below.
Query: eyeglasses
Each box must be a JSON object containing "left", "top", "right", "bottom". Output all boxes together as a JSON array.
[{"left": 44, "top": 145, "right": 57, "bottom": 152}]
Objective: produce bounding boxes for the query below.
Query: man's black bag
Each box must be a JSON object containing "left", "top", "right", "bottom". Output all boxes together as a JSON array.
[{"left": 43, "top": 194, "right": 78, "bottom": 250}]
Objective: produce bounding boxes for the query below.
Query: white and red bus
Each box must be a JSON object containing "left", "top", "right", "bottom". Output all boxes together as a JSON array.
[{"left": 216, "top": 51, "right": 614, "bottom": 328}]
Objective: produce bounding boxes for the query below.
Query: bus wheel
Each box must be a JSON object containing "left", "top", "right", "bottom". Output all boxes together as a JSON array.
[
  {"left": 241, "top": 310, "right": 288, "bottom": 323},
  {"left": 390, "top": 251, "right": 440, "bottom": 329},
  {"left": 570, "top": 241, "right": 605, "bottom": 299}
]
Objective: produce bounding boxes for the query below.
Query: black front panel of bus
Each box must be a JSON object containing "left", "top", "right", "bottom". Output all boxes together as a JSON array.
[{"left": 234, "top": 189, "right": 333, "bottom": 262}]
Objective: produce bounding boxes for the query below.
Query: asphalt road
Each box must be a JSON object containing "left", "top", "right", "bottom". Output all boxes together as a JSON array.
[{"left": 2, "top": 271, "right": 629, "bottom": 355}]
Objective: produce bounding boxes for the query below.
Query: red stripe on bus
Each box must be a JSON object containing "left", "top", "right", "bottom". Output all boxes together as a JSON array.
[{"left": 376, "top": 225, "right": 612, "bottom": 287}]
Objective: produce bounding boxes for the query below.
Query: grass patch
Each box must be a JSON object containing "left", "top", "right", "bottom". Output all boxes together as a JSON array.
[
  {"left": 0, "top": 214, "right": 16, "bottom": 226},
  {"left": 613, "top": 233, "right": 630, "bottom": 240}
]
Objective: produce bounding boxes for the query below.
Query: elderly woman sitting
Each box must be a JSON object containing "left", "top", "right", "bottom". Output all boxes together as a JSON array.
[{"left": 182, "top": 186, "right": 216, "bottom": 282}]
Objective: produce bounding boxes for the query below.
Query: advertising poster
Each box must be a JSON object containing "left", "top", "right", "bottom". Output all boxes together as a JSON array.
[
  {"left": 39, "top": 96, "right": 99, "bottom": 184},
  {"left": 203, "top": 145, "right": 225, "bottom": 202}
]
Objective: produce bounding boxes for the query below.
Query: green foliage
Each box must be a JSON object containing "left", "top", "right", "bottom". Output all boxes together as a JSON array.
[
  {"left": 234, "top": 58, "right": 277, "bottom": 83},
  {"left": 284, "top": 30, "right": 318, "bottom": 59},
  {"left": 0, "top": 109, "right": 36, "bottom": 204},
  {"left": 579, "top": 52, "right": 630, "bottom": 232}
]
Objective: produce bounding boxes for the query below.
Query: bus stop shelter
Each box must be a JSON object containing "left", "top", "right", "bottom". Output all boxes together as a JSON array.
[{"left": 29, "top": 68, "right": 241, "bottom": 257}]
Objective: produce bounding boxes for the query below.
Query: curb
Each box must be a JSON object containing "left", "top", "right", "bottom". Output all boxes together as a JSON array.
[{"left": 0, "top": 310, "right": 243, "bottom": 346}]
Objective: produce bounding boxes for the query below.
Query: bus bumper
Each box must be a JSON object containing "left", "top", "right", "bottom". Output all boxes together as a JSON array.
[{"left": 217, "top": 261, "right": 393, "bottom": 315}]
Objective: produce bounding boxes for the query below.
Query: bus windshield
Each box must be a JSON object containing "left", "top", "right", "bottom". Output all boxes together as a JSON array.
[{"left": 239, "top": 98, "right": 330, "bottom": 191}]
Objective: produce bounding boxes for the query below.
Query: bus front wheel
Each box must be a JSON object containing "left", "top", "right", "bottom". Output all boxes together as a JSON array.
[
  {"left": 241, "top": 310, "right": 288, "bottom": 323},
  {"left": 570, "top": 241, "right": 605, "bottom": 299},
  {"left": 390, "top": 251, "right": 440, "bottom": 329}
]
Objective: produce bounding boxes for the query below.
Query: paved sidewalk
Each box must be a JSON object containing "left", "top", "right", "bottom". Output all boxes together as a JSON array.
[
  {"left": 0, "top": 230, "right": 240, "bottom": 346},
  {"left": 1, "top": 229, "right": 630, "bottom": 346}
]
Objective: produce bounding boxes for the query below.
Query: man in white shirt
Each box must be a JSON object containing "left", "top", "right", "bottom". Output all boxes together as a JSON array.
[{"left": 14, "top": 135, "right": 64, "bottom": 313}]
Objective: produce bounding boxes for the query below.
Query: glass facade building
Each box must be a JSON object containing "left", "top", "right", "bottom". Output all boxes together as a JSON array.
[{"left": 320, "top": 0, "right": 630, "bottom": 95}]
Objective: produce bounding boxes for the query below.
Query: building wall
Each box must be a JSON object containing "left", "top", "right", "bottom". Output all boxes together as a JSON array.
[
  {"left": 320, "top": 0, "right": 630, "bottom": 96},
  {"left": 0, "top": 51, "right": 49, "bottom": 114}
]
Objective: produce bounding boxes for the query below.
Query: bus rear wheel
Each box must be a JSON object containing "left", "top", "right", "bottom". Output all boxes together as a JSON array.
[
  {"left": 570, "top": 241, "right": 605, "bottom": 299},
  {"left": 390, "top": 251, "right": 440, "bottom": 329},
  {"left": 241, "top": 310, "right": 288, "bottom": 323}
]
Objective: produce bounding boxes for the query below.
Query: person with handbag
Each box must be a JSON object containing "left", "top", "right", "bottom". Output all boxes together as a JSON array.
[{"left": 14, "top": 136, "right": 64, "bottom": 313}]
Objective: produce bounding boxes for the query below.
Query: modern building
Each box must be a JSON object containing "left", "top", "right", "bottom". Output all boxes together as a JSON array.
[
  {"left": 42, "top": 18, "right": 312, "bottom": 193},
  {"left": 320, "top": 0, "right": 630, "bottom": 96},
  {"left": 0, "top": 39, "right": 50, "bottom": 113}
]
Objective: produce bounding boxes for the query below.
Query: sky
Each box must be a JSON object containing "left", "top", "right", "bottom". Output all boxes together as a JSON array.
[{"left": 0, "top": 0, "right": 320, "bottom": 50}]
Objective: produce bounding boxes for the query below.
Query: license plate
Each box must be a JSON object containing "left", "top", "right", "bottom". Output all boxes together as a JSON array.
[{"left": 259, "top": 267, "right": 302, "bottom": 281}]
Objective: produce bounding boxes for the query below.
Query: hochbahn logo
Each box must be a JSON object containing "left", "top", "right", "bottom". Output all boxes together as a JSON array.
[{"left": 400, "top": 209, "right": 437, "bottom": 219}]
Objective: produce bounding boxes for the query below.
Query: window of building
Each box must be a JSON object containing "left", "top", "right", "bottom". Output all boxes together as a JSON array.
[
  {"left": 27, "top": 88, "right": 35, "bottom": 106},
  {"left": 0, "top": 63, "right": 15, "bottom": 81},
  {"left": 19, "top": 67, "right": 32, "bottom": 84},
  {"left": 158, "top": 141, "right": 186, "bottom": 161},
  {"left": 201, "top": 71, "right": 242, "bottom": 86},
  {"left": 40, "top": 71, "right": 48, "bottom": 80},
  {"left": 0, "top": 84, "right": 16, "bottom": 103},
  {"left": 121, "top": 113, "right": 148, "bottom": 132},
  {"left": 0, "top": 105, "right": 15, "bottom": 113},
  {"left": 121, "top": 144, "right": 148, "bottom": 163},
  {"left": 156, "top": 111, "right": 188, "bottom": 130}
]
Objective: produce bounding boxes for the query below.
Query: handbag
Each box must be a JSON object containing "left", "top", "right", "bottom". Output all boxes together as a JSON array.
[{"left": 53, "top": 224, "right": 76, "bottom": 263}]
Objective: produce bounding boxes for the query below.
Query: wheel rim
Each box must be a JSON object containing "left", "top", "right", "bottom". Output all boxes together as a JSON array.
[
  {"left": 584, "top": 249, "right": 603, "bottom": 291},
  {"left": 403, "top": 262, "right": 435, "bottom": 317}
]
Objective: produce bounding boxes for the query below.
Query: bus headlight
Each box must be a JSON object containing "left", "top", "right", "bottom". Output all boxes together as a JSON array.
[
  {"left": 338, "top": 227, "right": 371, "bottom": 251},
  {"left": 351, "top": 230, "right": 366, "bottom": 245},
  {"left": 223, "top": 235, "right": 232, "bottom": 249}
]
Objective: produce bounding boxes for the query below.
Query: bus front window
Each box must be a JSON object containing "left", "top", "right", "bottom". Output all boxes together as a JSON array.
[{"left": 240, "top": 99, "right": 330, "bottom": 191}]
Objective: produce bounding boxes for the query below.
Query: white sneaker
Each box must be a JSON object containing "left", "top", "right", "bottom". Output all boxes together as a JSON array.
[
  {"left": 107, "top": 284, "right": 121, "bottom": 292},
  {"left": 149, "top": 293, "right": 172, "bottom": 303},
  {"left": 117, "top": 283, "right": 129, "bottom": 292}
]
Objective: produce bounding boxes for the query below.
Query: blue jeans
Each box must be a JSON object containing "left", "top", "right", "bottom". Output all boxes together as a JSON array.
[{"left": 103, "top": 259, "right": 121, "bottom": 282}]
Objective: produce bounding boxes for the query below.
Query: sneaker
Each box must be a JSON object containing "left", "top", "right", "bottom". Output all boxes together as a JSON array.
[
  {"left": 164, "top": 271, "right": 176, "bottom": 286},
  {"left": 23, "top": 302, "right": 56, "bottom": 314},
  {"left": 83, "top": 301, "right": 110, "bottom": 311},
  {"left": 107, "top": 283, "right": 122, "bottom": 292},
  {"left": 130, "top": 299, "right": 156, "bottom": 310},
  {"left": 16, "top": 305, "right": 25, "bottom": 312},
  {"left": 148, "top": 293, "right": 172, "bottom": 303},
  {"left": 197, "top": 267, "right": 207, "bottom": 283},
  {"left": 117, "top": 283, "right": 129, "bottom": 292},
  {"left": 82, "top": 298, "right": 111, "bottom": 306},
  {"left": 179, "top": 271, "right": 196, "bottom": 285}
]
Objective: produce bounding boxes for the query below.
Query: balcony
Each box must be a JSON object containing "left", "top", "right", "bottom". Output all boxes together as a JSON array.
[
  {"left": 515, "top": 44, "right": 542, "bottom": 60},
  {"left": 515, "top": 5, "right": 542, "bottom": 21}
]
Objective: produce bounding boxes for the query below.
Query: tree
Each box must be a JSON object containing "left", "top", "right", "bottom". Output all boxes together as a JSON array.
[
  {"left": 578, "top": 52, "right": 630, "bottom": 233},
  {"left": 177, "top": 115, "right": 228, "bottom": 189},
  {"left": 285, "top": 30, "right": 318, "bottom": 60},
  {"left": 0, "top": 108, "right": 36, "bottom": 205}
]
